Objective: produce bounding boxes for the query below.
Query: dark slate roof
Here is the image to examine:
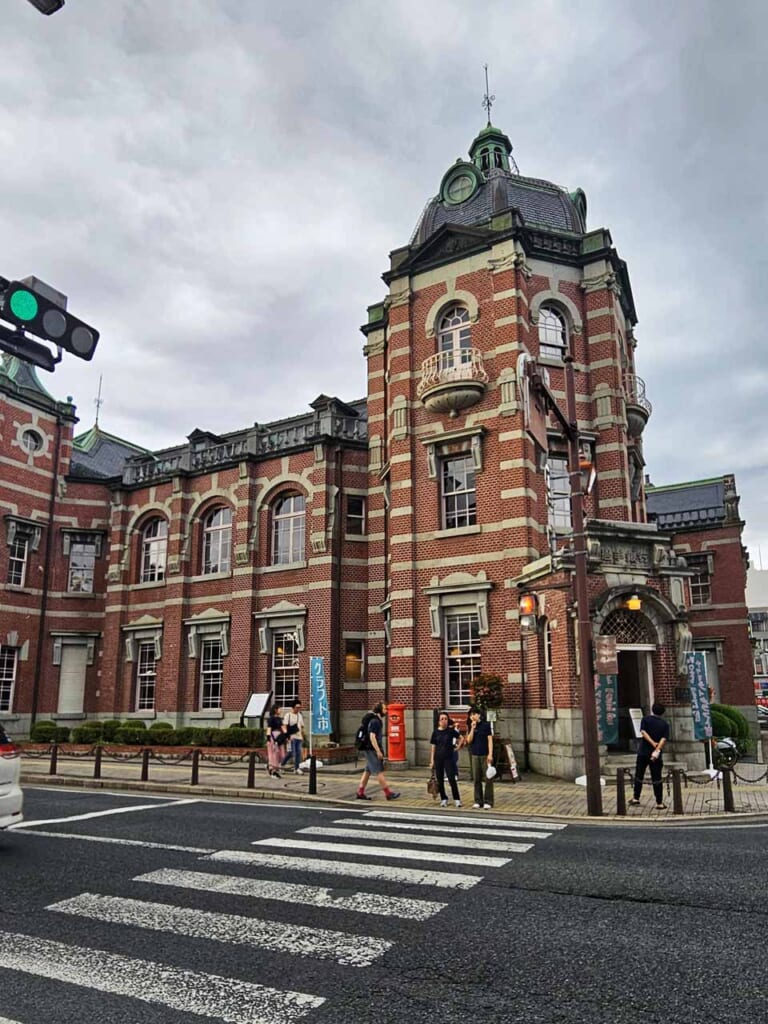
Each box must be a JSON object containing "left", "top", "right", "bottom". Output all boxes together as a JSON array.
[
  {"left": 0, "top": 354, "right": 55, "bottom": 402},
  {"left": 70, "top": 426, "right": 150, "bottom": 480},
  {"left": 413, "top": 167, "right": 585, "bottom": 245},
  {"left": 646, "top": 479, "right": 726, "bottom": 530}
]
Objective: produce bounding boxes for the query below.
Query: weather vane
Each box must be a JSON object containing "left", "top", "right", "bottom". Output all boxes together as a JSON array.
[
  {"left": 482, "top": 63, "right": 495, "bottom": 125},
  {"left": 94, "top": 373, "right": 103, "bottom": 428}
]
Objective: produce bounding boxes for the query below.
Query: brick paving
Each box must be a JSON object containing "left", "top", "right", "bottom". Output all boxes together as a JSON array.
[{"left": 19, "top": 751, "right": 768, "bottom": 823}]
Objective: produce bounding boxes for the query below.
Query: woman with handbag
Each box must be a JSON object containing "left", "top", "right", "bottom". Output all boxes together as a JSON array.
[
  {"left": 266, "top": 704, "right": 286, "bottom": 778},
  {"left": 429, "top": 712, "right": 463, "bottom": 807}
]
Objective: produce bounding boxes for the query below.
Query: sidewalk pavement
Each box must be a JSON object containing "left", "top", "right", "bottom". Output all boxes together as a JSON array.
[{"left": 19, "top": 752, "right": 768, "bottom": 823}]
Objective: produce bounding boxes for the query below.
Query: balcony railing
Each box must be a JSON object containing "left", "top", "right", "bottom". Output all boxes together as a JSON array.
[
  {"left": 623, "top": 373, "right": 652, "bottom": 437},
  {"left": 417, "top": 347, "right": 489, "bottom": 415}
]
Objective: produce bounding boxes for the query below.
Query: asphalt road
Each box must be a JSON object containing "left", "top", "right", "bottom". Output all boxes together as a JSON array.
[{"left": 2, "top": 787, "right": 766, "bottom": 1024}]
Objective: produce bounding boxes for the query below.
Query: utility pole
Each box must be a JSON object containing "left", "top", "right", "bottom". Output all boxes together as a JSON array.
[{"left": 529, "top": 355, "right": 603, "bottom": 816}]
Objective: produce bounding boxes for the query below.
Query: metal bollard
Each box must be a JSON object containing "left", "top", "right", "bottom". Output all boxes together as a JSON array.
[
  {"left": 190, "top": 748, "right": 200, "bottom": 786},
  {"left": 616, "top": 767, "right": 626, "bottom": 815},
  {"left": 49, "top": 742, "right": 58, "bottom": 776},
  {"left": 247, "top": 750, "right": 257, "bottom": 789},
  {"left": 94, "top": 744, "right": 102, "bottom": 779},
  {"left": 140, "top": 747, "right": 150, "bottom": 782},
  {"left": 721, "top": 767, "right": 736, "bottom": 812},
  {"left": 672, "top": 768, "right": 684, "bottom": 815},
  {"left": 308, "top": 754, "right": 317, "bottom": 796}
]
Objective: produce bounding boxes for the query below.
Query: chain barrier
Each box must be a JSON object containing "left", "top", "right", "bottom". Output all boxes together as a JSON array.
[
  {"left": 730, "top": 763, "right": 768, "bottom": 784},
  {"left": 199, "top": 751, "right": 258, "bottom": 767},
  {"left": 622, "top": 766, "right": 674, "bottom": 796}
]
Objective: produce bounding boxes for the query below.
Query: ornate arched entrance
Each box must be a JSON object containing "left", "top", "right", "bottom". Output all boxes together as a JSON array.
[{"left": 599, "top": 608, "right": 659, "bottom": 751}]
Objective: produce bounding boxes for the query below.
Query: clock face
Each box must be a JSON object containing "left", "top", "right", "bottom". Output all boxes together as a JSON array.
[{"left": 446, "top": 173, "right": 474, "bottom": 203}]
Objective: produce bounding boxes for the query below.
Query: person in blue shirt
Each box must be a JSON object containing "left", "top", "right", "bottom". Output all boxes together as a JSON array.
[
  {"left": 429, "top": 713, "right": 463, "bottom": 807},
  {"left": 466, "top": 706, "right": 495, "bottom": 808}
]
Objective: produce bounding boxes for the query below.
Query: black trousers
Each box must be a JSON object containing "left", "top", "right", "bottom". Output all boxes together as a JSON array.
[
  {"left": 634, "top": 753, "right": 663, "bottom": 803},
  {"left": 434, "top": 753, "right": 460, "bottom": 801}
]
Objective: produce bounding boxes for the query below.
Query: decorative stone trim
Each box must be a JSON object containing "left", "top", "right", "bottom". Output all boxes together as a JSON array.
[{"left": 183, "top": 609, "right": 231, "bottom": 659}]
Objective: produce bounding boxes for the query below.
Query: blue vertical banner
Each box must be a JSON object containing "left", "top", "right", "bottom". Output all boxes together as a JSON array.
[
  {"left": 595, "top": 673, "right": 619, "bottom": 745},
  {"left": 686, "top": 651, "right": 713, "bottom": 740},
  {"left": 309, "top": 656, "right": 332, "bottom": 735}
]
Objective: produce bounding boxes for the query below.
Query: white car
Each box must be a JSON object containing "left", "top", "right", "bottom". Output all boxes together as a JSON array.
[{"left": 0, "top": 725, "right": 23, "bottom": 829}]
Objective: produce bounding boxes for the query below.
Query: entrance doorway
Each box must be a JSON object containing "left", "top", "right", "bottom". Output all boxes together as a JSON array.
[{"left": 608, "top": 647, "right": 655, "bottom": 751}]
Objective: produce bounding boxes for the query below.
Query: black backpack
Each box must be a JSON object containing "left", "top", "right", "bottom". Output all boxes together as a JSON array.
[{"left": 354, "top": 712, "right": 376, "bottom": 751}]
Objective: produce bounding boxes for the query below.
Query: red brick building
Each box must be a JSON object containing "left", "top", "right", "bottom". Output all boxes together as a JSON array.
[{"left": 0, "top": 122, "right": 756, "bottom": 775}]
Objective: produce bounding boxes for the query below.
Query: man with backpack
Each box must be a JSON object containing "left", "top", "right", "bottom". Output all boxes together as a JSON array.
[{"left": 356, "top": 702, "right": 400, "bottom": 802}]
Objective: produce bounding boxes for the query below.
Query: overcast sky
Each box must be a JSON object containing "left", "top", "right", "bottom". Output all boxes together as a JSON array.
[{"left": 2, "top": 0, "right": 767, "bottom": 561}]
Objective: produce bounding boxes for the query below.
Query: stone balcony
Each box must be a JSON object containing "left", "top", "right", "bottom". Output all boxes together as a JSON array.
[
  {"left": 417, "top": 347, "right": 489, "bottom": 416},
  {"left": 623, "top": 373, "right": 652, "bottom": 437}
]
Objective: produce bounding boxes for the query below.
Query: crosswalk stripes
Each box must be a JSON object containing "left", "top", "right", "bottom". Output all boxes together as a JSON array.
[
  {"left": 0, "top": 930, "right": 324, "bottom": 1023},
  {"left": 135, "top": 866, "right": 447, "bottom": 920},
  {"left": 6, "top": 807, "right": 566, "bottom": 1022}
]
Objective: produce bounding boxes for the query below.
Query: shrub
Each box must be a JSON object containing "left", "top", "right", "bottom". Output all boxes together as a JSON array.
[
  {"left": 113, "top": 728, "right": 150, "bottom": 745},
  {"left": 470, "top": 673, "right": 504, "bottom": 709},
  {"left": 30, "top": 720, "right": 70, "bottom": 743},
  {"left": 711, "top": 703, "right": 751, "bottom": 755},
  {"left": 71, "top": 722, "right": 107, "bottom": 744},
  {"left": 216, "top": 726, "right": 264, "bottom": 748},
  {"left": 710, "top": 708, "right": 733, "bottom": 739},
  {"left": 101, "top": 719, "right": 123, "bottom": 741},
  {"left": 149, "top": 727, "right": 181, "bottom": 745},
  {"left": 121, "top": 719, "right": 147, "bottom": 730},
  {"left": 148, "top": 721, "right": 174, "bottom": 731}
]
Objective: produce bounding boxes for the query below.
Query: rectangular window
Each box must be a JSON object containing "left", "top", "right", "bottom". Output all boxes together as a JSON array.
[
  {"left": 68, "top": 539, "right": 97, "bottom": 593},
  {"left": 136, "top": 641, "right": 157, "bottom": 711},
  {"left": 7, "top": 535, "right": 29, "bottom": 586},
  {"left": 272, "top": 630, "right": 299, "bottom": 706},
  {"left": 688, "top": 555, "right": 712, "bottom": 606},
  {"left": 0, "top": 645, "right": 17, "bottom": 712},
  {"left": 543, "top": 621, "right": 554, "bottom": 708},
  {"left": 344, "top": 639, "right": 365, "bottom": 682},
  {"left": 445, "top": 612, "right": 480, "bottom": 706},
  {"left": 547, "top": 454, "right": 572, "bottom": 531},
  {"left": 442, "top": 455, "right": 477, "bottom": 530},
  {"left": 345, "top": 495, "right": 366, "bottom": 536},
  {"left": 200, "top": 638, "right": 223, "bottom": 710}
]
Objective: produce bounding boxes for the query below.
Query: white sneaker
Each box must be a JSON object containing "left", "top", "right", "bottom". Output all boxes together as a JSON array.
[
  {"left": 483, "top": 803, "right": 493, "bottom": 809},
  {"left": 440, "top": 798, "right": 448, "bottom": 807},
  {"left": 455, "top": 800, "right": 462, "bottom": 808},
  {"left": 472, "top": 803, "right": 481, "bottom": 808}
]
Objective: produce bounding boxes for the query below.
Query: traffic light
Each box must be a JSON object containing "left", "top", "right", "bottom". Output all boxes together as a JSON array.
[
  {"left": 519, "top": 592, "right": 539, "bottom": 635},
  {"left": 1, "top": 280, "right": 99, "bottom": 360},
  {"left": 26, "top": 1, "right": 66, "bottom": 14}
]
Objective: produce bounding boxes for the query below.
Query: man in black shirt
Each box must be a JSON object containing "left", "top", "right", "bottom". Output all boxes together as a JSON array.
[
  {"left": 429, "top": 713, "right": 462, "bottom": 807},
  {"left": 629, "top": 702, "right": 671, "bottom": 810}
]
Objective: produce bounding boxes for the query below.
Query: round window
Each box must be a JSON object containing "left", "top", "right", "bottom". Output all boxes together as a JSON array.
[
  {"left": 446, "top": 173, "right": 475, "bottom": 203},
  {"left": 21, "top": 429, "right": 44, "bottom": 453}
]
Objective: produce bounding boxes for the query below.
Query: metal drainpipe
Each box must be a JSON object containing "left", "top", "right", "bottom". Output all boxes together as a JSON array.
[{"left": 30, "top": 409, "right": 63, "bottom": 725}]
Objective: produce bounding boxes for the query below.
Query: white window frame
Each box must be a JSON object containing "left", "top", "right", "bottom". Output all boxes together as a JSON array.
[
  {"left": 140, "top": 518, "right": 168, "bottom": 583},
  {"left": 199, "top": 637, "right": 223, "bottom": 710},
  {"left": 272, "top": 494, "right": 306, "bottom": 566},
  {"left": 7, "top": 534, "right": 29, "bottom": 587},
  {"left": 444, "top": 611, "right": 481, "bottom": 707},
  {"left": 272, "top": 630, "right": 299, "bottom": 706},
  {"left": 136, "top": 641, "right": 157, "bottom": 711},
  {"left": 345, "top": 494, "right": 366, "bottom": 536},
  {"left": 687, "top": 554, "right": 713, "bottom": 607},
  {"left": 547, "top": 454, "right": 572, "bottom": 532},
  {"left": 539, "top": 306, "right": 568, "bottom": 361},
  {"left": 441, "top": 454, "right": 477, "bottom": 530},
  {"left": 67, "top": 537, "right": 98, "bottom": 593},
  {"left": 0, "top": 644, "right": 18, "bottom": 712},
  {"left": 202, "top": 506, "right": 232, "bottom": 575},
  {"left": 543, "top": 618, "right": 554, "bottom": 708},
  {"left": 437, "top": 305, "right": 471, "bottom": 359}
]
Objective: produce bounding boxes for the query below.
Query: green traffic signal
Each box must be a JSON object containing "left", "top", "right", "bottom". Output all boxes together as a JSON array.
[{"left": 9, "top": 288, "right": 38, "bottom": 322}]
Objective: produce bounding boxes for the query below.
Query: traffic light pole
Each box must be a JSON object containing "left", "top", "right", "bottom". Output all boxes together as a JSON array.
[{"left": 530, "top": 356, "right": 603, "bottom": 816}]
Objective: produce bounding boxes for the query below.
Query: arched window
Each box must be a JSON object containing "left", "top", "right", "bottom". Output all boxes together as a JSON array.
[
  {"left": 202, "top": 506, "right": 232, "bottom": 574},
  {"left": 600, "top": 610, "right": 657, "bottom": 646},
  {"left": 272, "top": 493, "right": 305, "bottom": 566},
  {"left": 437, "top": 305, "right": 472, "bottom": 364},
  {"left": 140, "top": 518, "right": 167, "bottom": 583},
  {"left": 538, "top": 306, "right": 568, "bottom": 361}
]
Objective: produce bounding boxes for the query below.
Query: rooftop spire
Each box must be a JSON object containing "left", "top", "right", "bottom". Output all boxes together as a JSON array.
[{"left": 482, "top": 63, "right": 495, "bottom": 126}]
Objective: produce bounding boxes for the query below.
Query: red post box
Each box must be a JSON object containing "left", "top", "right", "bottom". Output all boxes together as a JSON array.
[{"left": 386, "top": 702, "right": 407, "bottom": 762}]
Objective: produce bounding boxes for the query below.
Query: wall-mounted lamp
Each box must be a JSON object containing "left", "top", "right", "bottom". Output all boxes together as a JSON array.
[
  {"left": 625, "top": 594, "right": 642, "bottom": 612},
  {"left": 579, "top": 444, "right": 597, "bottom": 495}
]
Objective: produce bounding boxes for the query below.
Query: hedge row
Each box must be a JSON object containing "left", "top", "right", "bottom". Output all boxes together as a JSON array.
[
  {"left": 710, "top": 703, "right": 751, "bottom": 755},
  {"left": 29, "top": 719, "right": 265, "bottom": 748}
]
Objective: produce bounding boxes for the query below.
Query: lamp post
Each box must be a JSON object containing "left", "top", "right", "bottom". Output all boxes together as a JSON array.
[{"left": 528, "top": 355, "right": 603, "bottom": 816}]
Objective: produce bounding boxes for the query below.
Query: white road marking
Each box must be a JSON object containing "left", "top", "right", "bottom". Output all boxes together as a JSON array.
[
  {"left": 298, "top": 825, "right": 533, "bottom": 854},
  {"left": 0, "top": 1017, "right": 24, "bottom": 1023},
  {"left": 207, "top": 849, "right": 483, "bottom": 889},
  {"left": 136, "top": 867, "right": 446, "bottom": 921},
  {"left": 11, "top": 829, "right": 214, "bottom": 853},
  {"left": 335, "top": 817, "right": 552, "bottom": 840},
  {"left": 364, "top": 810, "right": 567, "bottom": 830},
  {"left": 296, "top": 823, "right": 532, "bottom": 856},
  {"left": 10, "top": 798, "right": 199, "bottom": 829},
  {"left": 49, "top": 893, "right": 391, "bottom": 967},
  {"left": 253, "top": 837, "right": 510, "bottom": 867},
  {"left": 0, "top": 930, "right": 323, "bottom": 1022}
]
